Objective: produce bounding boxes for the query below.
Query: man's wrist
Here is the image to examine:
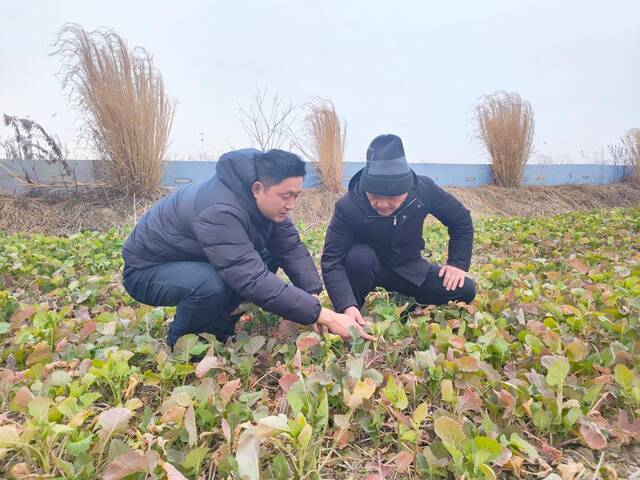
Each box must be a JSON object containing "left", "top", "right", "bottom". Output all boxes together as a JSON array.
[{"left": 316, "top": 309, "right": 330, "bottom": 327}]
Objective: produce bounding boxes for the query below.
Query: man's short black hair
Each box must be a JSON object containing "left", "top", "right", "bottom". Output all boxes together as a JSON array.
[{"left": 255, "top": 149, "right": 306, "bottom": 186}]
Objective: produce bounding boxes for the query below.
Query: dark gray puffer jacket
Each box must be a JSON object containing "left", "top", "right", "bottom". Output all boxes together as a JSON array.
[{"left": 123, "top": 148, "right": 322, "bottom": 324}]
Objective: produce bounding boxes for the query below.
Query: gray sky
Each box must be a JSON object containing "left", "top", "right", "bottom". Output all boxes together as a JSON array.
[{"left": 1, "top": 1, "right": 638, "bottom": 163}]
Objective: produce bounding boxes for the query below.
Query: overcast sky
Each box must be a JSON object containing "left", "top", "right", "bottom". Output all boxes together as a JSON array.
[{"left": 1, "top": 1, "right": 638, "bottom": 163}]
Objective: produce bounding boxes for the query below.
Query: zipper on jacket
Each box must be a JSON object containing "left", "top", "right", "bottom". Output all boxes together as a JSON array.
[{"left": 367, "top": 198, "right": 418, "bottom": 223}]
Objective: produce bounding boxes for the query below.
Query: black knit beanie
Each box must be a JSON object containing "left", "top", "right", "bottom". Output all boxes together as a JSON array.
[{"left": 361, "top": 134, "right": 413, "bottom": 195}]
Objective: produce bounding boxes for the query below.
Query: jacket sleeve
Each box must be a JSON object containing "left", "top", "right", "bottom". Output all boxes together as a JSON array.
[
  {"left": 320, "top": 201, "right": 358, "bottom": 313},
  {"left": 193, "top": 205, "right": 321, "bottom": 325},
  {"left": 267, "top": 218, "right": 323, "bottom": 295},
  {"left": 424, "top": 177, "right": 474, "bottom": 271}
]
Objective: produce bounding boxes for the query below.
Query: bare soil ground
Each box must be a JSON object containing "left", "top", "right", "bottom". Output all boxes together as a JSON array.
[{"left": 0, "top": 183, "right": 639, "bottom": 235}]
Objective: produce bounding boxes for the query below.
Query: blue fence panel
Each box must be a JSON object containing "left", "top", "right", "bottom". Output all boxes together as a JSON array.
[
  {"left": 0, "top": 159, "right": 634, "bottom": 192},
  {"left": 163, "top": 161, "right": 216, "bottom": 186},
  {"left": 521, "top": 164, "right": 629, "bottom": 186},
  {"left": 161, "top": 161, "right": 630, "bottom": 188}
]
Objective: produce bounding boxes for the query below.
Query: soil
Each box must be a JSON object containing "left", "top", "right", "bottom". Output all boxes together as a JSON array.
[{"left": 0, "top": 182, "right": 639, "bottom": 236}]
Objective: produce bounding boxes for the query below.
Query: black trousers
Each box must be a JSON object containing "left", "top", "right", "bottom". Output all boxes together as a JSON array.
[
  {"left": 123, "top": 250, "right": 277, "bottom": 347},
  {"left": 344, "top": 244, "right": 476, "bottom": 309}
]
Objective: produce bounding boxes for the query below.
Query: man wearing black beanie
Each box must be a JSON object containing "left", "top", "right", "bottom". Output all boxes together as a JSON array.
[{"left": 321, "top": 134, "right": 475, "bottom": 323}]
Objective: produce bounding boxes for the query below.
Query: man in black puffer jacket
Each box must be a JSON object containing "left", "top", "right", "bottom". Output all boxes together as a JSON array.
[
  {"left": 321, "top": 134, "right": 476, "bottom": 324},
  {"left": 123, "top": 148, "right": 372, "bottom": 347}
]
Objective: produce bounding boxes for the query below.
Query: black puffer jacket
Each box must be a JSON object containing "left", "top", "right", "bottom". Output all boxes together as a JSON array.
[
  {"left": 321, "top": 169, "right": 473, "bottom": 313},
  {"left": 123, "top": 149, "right": 322, "bottom": 324}
]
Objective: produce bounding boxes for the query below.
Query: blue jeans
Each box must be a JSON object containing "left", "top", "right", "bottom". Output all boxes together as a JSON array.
[{"left": 123, "top": 252, "right": 277, "bottom": 347}]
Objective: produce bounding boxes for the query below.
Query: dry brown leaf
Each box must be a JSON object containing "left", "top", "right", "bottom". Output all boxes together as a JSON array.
[
  {"left": 124, "top": 375, "right": 139, "bottom": 400},
  {"left": 161, "top": 405, "right": 186, "bottom": 423},
  {"left": 278, "top": 372, "right": 298, "bottom": 392},
  {"left": 275, "top": 319, "right": 300, "bottom": 340},
  {"left": 504, "top": 455, "right": 524, "bottom": 476},
  {"left": 220, "top": 378, "right": 241, "bottom": 405},
  {"left": 611, "top": 411, "right": 640, "bottom": 444},
  {"left": 456, "top": 385, "right": 482, "bottom": 414},
  {"left": 557, "top": 461, "right": 585, "bottom": 480},
  {"left": 97, "top": 407, "right": 132, "bottom": 439},
  {"left": 159, "top": 460, "right": 188, "bottom": 479},
  {"left": 456, "top": 355, "right": 480, "bottom": 372},
  {"left": 185, "top": 405, "right": 197, "bottom": 447},
  {"left": 103, "top": 450, "right": 158, "bottom": 480},
  {"left": 13, "top": 386, "right": 34, "bottom": 410},
  {"left": 364, "top": 459, "right": 393, "bottom": 480},
  {"left": 9, "top": 462, "right": 31, "bottom": 479},
  {"left": 579, "top": 422, "right": 607, "bottom": 450},
  {"left": 540, "top": 442, "right": 563, "bottom": 465},
  {"left": 393, "top": 450, "right": 414, "bottom": 473},
  {"left": 296, "top": 334, "right": 320, "bottom": 352},
  {"left": 221, "top": 418, "right": 232, "bottom": 443},
  {"left": 567, "top": 257, "right": 589, "bottom": 275},
  {"left": 195, "top": 355, "right": 223, "bottom": 379},
  {"left": 11, "top": 306, "right": 37, "bottom": 328},
  {"left": 449, "top": 336, "right": 465, "bottom": 349},
  {"left": 25, "top": 342, "right": 52, "bottom": 367},
  {"left": 78, "top": 321, "right": 96, "bottom": 341},
  {"left": 496, "top": 389, "right": 515, "bottom": 418},
  {"left": 603, "top": 465, "right": 618, "bottom": 480},
  {"left": 335, "top": 426, "right": 353, "bottom": 449}
]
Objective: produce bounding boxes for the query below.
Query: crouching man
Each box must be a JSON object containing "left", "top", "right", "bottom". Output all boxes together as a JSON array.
[
  {"left": 123, "top": 148, "right": 372, "bottom": 347},
  {"left": 321, "top": 134, "right": 476, "bottom": 324}
]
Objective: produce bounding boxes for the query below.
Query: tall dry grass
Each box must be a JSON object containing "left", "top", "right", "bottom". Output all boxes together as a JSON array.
[
  {"left": 623, "top": 129, "right": 640, "bottom": 183},
  {"left": 475, "top": 91, "right": 535, "bottom": 187},
  {"left": 53, "top": 24, "right": 175, "bottom": 197},
  {"left": 609, "top": 129, "right": 640, "bottom": 183},
  {"left": 299, "top": 98, "right": 346, "bottom": 193}
]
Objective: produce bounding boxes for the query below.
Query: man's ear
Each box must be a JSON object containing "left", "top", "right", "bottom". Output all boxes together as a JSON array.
[{"left": 251, "top": 181, "right": 263, "bottom": 198}]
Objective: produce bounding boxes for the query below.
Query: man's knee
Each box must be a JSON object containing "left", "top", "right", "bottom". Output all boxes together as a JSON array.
[
  {"left": 457, "top": 277, "right": 476, "bottom": 303},
  {"left": 191, "top": 274, "right": 232, "bottom": 303},
  {"left": 345, "top": 244, "right": 379, "bottom": 276}
]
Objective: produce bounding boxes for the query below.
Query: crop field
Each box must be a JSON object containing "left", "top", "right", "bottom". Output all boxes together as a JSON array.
[{"left": 0, "top": 207, "right": 639, "bottom": 479}]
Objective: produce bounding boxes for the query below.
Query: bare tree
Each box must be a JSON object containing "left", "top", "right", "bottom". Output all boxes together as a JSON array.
[{"left": 239, "top": 87, "right": 296, "bottom": 151}]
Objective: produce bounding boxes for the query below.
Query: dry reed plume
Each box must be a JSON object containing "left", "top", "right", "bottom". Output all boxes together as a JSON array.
[
  {"left": 624, "top": 128, "right": 640, "bottom": 183},
  {"left": 299, "top": 98, "right": 346, "bottom": 193},
  {"left": 475, "top": 91, "right": 534, "bottom": 187},
  {"left": 53, "top": 24, "right": 175, "bottom": 197}
]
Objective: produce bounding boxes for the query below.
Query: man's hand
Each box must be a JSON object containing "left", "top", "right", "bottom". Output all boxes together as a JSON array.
[
  {"left": 312, "top": 321, "right": 329, "bottom": 335},
  {"left": 343, "top": 305, "right": 368, "bottom": 327},
  {"left": 438, "top": 264, "right": 467, "bottom": 291},
  {"left": 316, "top": 307, "right": 374, "bottom": 341}
]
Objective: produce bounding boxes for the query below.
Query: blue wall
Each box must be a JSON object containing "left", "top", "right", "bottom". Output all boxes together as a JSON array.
[
  {"left": 0, "top": 159, "right": 633, "bottom": 194},
  {"left": 164, "top": 161, "right": 633, "bottom": 188}
]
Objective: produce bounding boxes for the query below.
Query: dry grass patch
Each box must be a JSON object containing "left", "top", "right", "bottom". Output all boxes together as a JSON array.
[
  {"left": 299, "top": 98, "right": 346, "bottom": 194},
  {"left": 53, "top": 24, "right": 175, "bottom": 197},
  {"left": 475, "top": 91, "right": 535, "bottom": 187}
]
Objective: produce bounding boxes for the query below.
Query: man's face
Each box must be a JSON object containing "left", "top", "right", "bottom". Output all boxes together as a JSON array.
[
  {"left": 366, "top": 192, "right": 408, "bottom": 217},
  {"left": 252, "top": 176, "right": 303, "bottom": 222}
]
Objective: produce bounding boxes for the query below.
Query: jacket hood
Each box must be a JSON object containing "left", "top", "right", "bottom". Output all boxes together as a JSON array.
[{"left": 216, "top": 149, "right": 270, "bottom": 226}]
